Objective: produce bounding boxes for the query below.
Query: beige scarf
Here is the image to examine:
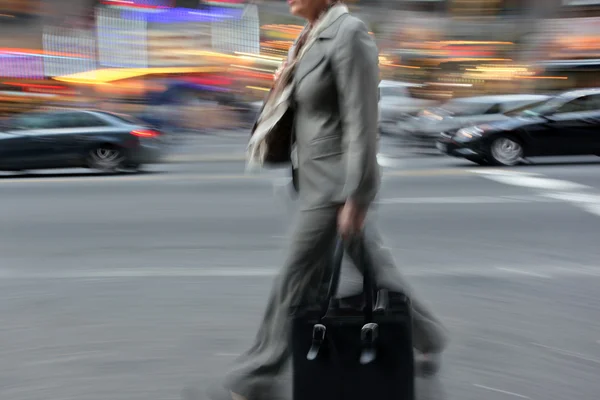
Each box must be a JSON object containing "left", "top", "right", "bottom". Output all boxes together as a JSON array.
[{"left": 246, "top": 3, "right": 349, "bottom": 170}]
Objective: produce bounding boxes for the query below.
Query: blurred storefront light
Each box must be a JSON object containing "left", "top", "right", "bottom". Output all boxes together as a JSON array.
[
  {"left": 95, "top": 2, "right": 254, "bottom": 67},
  {"left": 0, "top": 49, "right": 96, "bottom": 80},
  {"left": 211, "top": 4, "right": 260, "bottom": 54},
  {"left": 96, "top": 7, "right": 148, "bottom": 68},
  {"left": 261, "top": 24, "right": 304, "bottom": 40},
  {"left": 246, "top": 85, "right": 270, "bottom": 92},
  {"left": 204, "top": 0, "right": 246, "bottom": 6},
  {"left": 260, "top": 24, "right": 303, "bottom": 56},
  {"left": 119, "top": 7, "right": 244, "bottom": 23},
  {"left": 100, "top": 0, "right": 174, "bottom": 9},
  {"left": 0, "top": 53, "right": 44, "bottom": 80},
  {"left": 53, "top": 66, "right": 222, "bottom": 85},
  {"left": 564, "top": 0, "right": 600, "bottom": 5},
  {"left": 43, "top": 27, "right": 98, "bottom": 77},
  {"left": 234, "top": 51, "right": 283, "bottom": 62}
]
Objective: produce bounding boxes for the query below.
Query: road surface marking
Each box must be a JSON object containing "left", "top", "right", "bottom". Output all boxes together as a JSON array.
[
  {"left": 475, "top": 170, "right": 600, "bottom": 218},
  {"left": 582, "top": 204, "right": 600, "bottom": 217},
  {"left": 193, "top": 144, "right": 246, "bottom": 148},
  {"left": 472, "top": 384, "right": 530, "bottom": 399},
  {"left": 495, "top": 267, "right": 552, "bottom": 279},
  {"left": 386, "top": 168, "right": 473, "bottom": 177},
  {"left": 531, "top": 343, "right": 600, "bottom": 365},
  {"left": 378, "top": 195, "right": 558, "bottom": 205},
  {"left": 215, "top": 353, "right": 241, "bottom": 357},
  {"left": 470, "top": 169, "right": 539, "bottom": 177},
  {"left": 377, "top": 154, "right": 404, "bottom": 168},
  {"left": 2, "top": 265, "right": 600, "bottom": 280},
  {"left": 0, "top": 168, "right": 477, "bottom": 185},
  {"left": 168, "top": 152, "right": 412, "bottom": 165},
  {"left": 542, "top": 193, "right": 600, "bottom": 217},
  {"left": 0, "top": 174, "right": 268, "bottom": 185},
  {"left": 542, "top": 192, "right": 600, "bottom": 203},
  {"left": 473, "top": 168, "right": 591, "bottom": 190},
  {"left": 475, "top": 174, "right": 591, "bottom": 191},
  {"left": 167, "top": 153, "right": 246, "bottom": 163},
  {"left": 167, "top": 152, "right": 415, "bottom": 165}
]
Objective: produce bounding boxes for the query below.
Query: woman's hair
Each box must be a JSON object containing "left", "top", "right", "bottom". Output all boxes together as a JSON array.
[{"left": 320, "top": 0, "right": 342, "bottom": 18}]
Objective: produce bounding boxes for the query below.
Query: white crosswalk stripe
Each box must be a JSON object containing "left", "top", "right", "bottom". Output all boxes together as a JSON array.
[
  {"left": 474, "top": 169, "right": 600, "bottom": 218},
  {"left": 473, "top": 174, "right": 590, "bottom": 191}
]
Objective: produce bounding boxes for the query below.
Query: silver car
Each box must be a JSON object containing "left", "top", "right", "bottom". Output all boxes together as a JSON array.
[
  {"left": 398, "top": 94, "right": 550, "bottom": 150},
  {"left": 378, "top": 80, "right": 438, "bottom": 135}
]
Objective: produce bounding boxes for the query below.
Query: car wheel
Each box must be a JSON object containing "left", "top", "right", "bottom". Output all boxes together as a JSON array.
[
  {"left": 88, "top": 145, "right": 125, "bottom": 172},
  {"left": 489, "top": 136, "right": 524, "bottom": 166}
]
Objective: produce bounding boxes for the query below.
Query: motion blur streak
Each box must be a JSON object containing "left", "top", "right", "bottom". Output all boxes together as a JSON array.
[{"left": 0, "top": 0, "right": 600, "bottom": 399}]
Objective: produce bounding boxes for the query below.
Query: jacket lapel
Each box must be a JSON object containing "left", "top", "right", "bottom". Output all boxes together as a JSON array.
[
  {"left": 294, "top": 45, "right": 325, "bottom": 87},
  {"left": 293, "top": 5, "right": 349, "bottom": 87}
]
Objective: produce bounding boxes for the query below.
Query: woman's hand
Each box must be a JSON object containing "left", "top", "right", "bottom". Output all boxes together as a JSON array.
[
  {"left": 274, "top": 61, "right": 287, "bottom": 81},
  {"left": 338, "top": 200, "right": 367, "bottom": 239}
]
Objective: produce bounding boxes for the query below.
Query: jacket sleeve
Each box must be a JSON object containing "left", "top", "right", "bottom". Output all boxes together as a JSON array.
[{"left": 332, "top": 19, "right": 381, "bottom": 208}]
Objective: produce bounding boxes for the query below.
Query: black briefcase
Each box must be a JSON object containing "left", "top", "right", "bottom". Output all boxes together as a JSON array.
[{"left": 291, "top": 238, "right": 415, "bottom": 400}]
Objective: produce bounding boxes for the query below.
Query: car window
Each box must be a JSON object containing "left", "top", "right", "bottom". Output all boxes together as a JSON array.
[
  {"left": 570, "top": 94, "right": 600, "bottom": 112},
  {"left": 484, "top": 103, "right": 502, "bottom": 114},
  {"left": 53, "top": 112, "right": 109, "bottom": 128},
  {"left": 554, "top": 96, "right": 599, "bottom": 114},
  {"left": 521, "top": 96, "right": 567, "bottom": 117},
  {"left": 10, "top": 113, "right": 53, "bottom": 130},
  {"left": 519, "top": 94, "right": 600, "bottom": 117},
  {"left": 439, "top": 100, "right": 492, "bottom": 116},
  {"left": 504, "top": 100, "right": 548, "bottom": 116},
  {"left": 97, "top": 111, "right": 143, "bottom": 125},
  {"left": 588, "top": 94, "right": 600, "bottom": 110},
  {"left": 500, "top": 100, "right": 534, "bottom": 113}
]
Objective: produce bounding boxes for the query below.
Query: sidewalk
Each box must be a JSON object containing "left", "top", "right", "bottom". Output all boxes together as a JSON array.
[
  {"left": 161, "top": 129, "right": 443, "bottom": 164},
  {"left": 162, "top": 149, "right": 439, "bottom": 164},
  {"left": 162, "top": 128, "right": 247, "bottom": 163},
  {"left": 164, "top": 152, "right": 247, "bottom": 163}
]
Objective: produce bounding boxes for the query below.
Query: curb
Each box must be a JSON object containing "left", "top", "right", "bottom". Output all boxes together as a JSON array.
[
  {"left": 164, "top": 153, "right": 247, "bottom": 163},
  {"left": 164, "top": 152, "right": 430, "bottom": 164}
]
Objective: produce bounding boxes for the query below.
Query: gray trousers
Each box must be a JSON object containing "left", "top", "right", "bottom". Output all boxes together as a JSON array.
[{"left": 223, "top": 206, "right": 447, "bottom": 400}]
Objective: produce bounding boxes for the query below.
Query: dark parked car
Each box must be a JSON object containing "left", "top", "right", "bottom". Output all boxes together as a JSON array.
[
  {"left": 436, "top": 89, "right": 600, "bottom": 166},
  {"left": 0, "top": 109, "right": 164, "bottom": 172},
  {"left": 400, "top": 94, "right": 549, "bottom": 151}
]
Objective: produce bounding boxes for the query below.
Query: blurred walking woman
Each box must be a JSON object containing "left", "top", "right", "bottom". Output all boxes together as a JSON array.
[{"left": 210, "top": 1, "right": 448, "bottom": 399}]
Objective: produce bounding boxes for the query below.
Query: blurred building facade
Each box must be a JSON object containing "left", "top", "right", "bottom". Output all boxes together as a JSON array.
[
  {"left": 380, "top": 0, "right": 600, "bottom": 16},
  {"left": 1, "top": 0, "right": 599, "bottom": 116},
  {"left": 369, "top": 0, "right": 600, "bottom": 94}
]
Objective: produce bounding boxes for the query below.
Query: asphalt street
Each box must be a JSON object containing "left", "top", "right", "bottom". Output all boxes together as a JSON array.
[{"left": 1, "top": 133, "right": 600, "bottom": 400}]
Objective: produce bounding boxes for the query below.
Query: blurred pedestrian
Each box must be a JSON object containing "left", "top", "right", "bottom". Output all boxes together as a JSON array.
[{"left": 210, "top": 1, "right": 448, "bottom": 399}]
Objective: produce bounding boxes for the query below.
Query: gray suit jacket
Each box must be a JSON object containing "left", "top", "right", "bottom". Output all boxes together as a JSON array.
[{"left": 291, "top": 10, "right": 381, "bottom": 210}]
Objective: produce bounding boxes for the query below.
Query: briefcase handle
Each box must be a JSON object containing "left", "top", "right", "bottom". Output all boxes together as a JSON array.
[{"left": 321, "top": 235, "right": 376, "bottom": 323}]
